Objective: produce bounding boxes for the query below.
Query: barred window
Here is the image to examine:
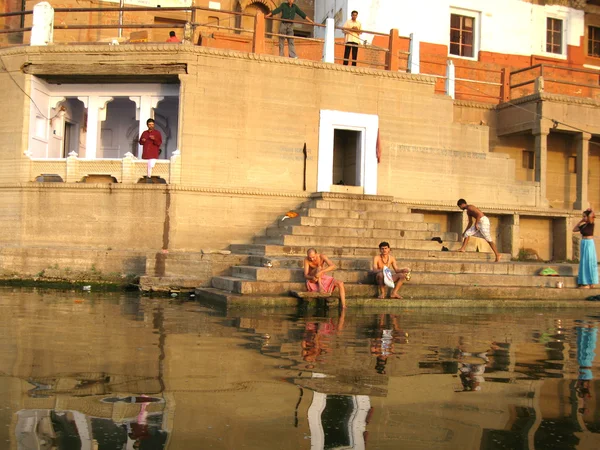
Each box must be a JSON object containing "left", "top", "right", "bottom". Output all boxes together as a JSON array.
[
  {"left": 450, "top": 14, "right": 474, "bottom": 58},
  {"left": 546, "top": 18, "right": 563, "bottom": 54},
  {"left": 588, "top": 25, "right": 600, "bottom": 57}
]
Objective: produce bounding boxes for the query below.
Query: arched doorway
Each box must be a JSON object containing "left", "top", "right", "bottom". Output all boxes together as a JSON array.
[{"left": 236, "top": 0, "right": 275, "bottom": 35}]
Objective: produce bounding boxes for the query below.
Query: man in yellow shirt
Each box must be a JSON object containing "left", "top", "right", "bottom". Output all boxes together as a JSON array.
[{"left": 342, "top": 10, "right": 362, "bottom": 66}]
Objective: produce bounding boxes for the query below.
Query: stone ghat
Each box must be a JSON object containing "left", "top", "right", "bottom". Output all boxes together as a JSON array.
[{"left": 171, "top": 192, "right": 600, "bottom": 308}]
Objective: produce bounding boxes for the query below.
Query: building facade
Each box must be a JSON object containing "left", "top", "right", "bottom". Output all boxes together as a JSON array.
[{"left": 1, "top": 0, "right": 600, "bottom": 280}]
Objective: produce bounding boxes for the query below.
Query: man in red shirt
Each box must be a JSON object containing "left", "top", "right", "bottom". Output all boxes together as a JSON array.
[
  {"left": 139, "top": 118, "right": 162, "bottom": 180},
  {"left": 166, "top": 31, "right": 181, "bottom": 43}
]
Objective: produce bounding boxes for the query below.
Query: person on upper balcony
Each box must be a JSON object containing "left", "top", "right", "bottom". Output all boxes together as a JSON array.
[
  {"left": 266, "top": 0, "right": 314, "bottom": 59},
  {"left": 166, "top": 31, "right": 181, "bottom": 43}
]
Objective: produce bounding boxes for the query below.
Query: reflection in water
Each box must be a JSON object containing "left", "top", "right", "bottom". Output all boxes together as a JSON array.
[{"left": 1, "top": 289, "right": 600, "bottom": 449}]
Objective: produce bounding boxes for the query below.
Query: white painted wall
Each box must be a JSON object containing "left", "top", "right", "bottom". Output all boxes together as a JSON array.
[
  {"left": 28, "top": 79, "right": 180, "bottom": 159},
  {"left": 316, "top": 0, "right": 585, "bottom": 58}
]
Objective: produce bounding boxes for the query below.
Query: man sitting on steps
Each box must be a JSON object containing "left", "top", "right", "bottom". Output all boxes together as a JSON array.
[
  {"left": 304, "top": 248, "right": 346, "bottom": 309},
  {"left": 372, "top": 242, "right": 411, "bottom": 299}
]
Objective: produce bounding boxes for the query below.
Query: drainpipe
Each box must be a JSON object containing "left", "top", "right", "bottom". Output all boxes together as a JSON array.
[{"left": 118, "top": 0, "right": 124, "bottom": 38}]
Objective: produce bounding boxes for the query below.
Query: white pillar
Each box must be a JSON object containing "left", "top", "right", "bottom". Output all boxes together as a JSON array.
[
  {"left": 85, "top": 96, "right": 113, "bottom": 159},
  {"left": 31, "top": 2, "right": 54, "bottom": 46},
  {"left": 445, "top": 60, "right": 455, "bottom": 99},
  {"left": 322, "top": 18, "right": 335, "bottom": 63},
  {"left": 408, "top": 33, "right": 420, "bottom": 74}
]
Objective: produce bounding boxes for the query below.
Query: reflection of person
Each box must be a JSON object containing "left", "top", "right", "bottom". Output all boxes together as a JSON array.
[
  {"left": 576, "top": 324, "right": 597, "bottom": 414},
  {"left": 372, "top": 241, "right": 410, "bottom": 299},
  {"left": 573, "top": 208, "right": 598, "bottom": 288},
  {"left": 457, "top": 199, "right": 501, "bottom": 262},
  {"left": 369, "top": 314, "right": 408, "bottom": 374},
  {"left": 342, "top": 10, "right": 362, "bottom": 66},
  {"left": 266, "top": 0, "right": 314, "bottom": 58},
  {"left": 304, "top": 248, "right": 347, "bottom": 309},
  {"left": 301, "top": 309, "right": 345, "bottom": 367},
  {"left": 139, "top": 118, "right": 162, "bottom": 180},
  {"left": 458, "top": 350, "right": 489, "bottom": 392},
  {"left": 165, "top": 31, "right": 181, "bottom": 43}
]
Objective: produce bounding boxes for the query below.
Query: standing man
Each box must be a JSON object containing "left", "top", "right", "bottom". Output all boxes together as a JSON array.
[
  {"left": 266, "top": 0, "right": 314, "bottom": 58},
  {"left": 456, "top": 199, "right": 501, "bottom": 262},
  {"left": 342, "top": 10, "right": 361, "bottom": 66},
  {"left": 139, "top": 118, "right": 162, "bottom": 180},
  {"left": 372, "top": 242, "right": 411, "bottom": 299}
]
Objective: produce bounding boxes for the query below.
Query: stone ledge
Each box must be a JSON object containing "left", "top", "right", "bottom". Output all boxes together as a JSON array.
[{"left": 0, "top": 44, "right": 437, "bottom": 85}]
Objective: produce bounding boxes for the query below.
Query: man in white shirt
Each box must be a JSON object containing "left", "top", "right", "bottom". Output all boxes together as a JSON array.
[{"left": 342, "top": 10, "right": 362, "bottom": 66}]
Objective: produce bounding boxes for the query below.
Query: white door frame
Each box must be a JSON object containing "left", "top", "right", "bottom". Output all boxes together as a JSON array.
[{"left": 318, "top": 110, "right": 379, "bottom": 195}]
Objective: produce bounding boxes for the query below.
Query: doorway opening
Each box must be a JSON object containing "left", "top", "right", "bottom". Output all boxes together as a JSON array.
[{"left": 333, "top": 129, "right": 362, "bottom": 186}]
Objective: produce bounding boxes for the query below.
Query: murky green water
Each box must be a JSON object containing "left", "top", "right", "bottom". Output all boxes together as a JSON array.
[{"left": 1, "top": 288, "right": 600, "bottom": 449}]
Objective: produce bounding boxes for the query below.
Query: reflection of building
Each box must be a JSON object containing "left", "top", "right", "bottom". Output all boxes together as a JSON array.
[{"left": 307, "top": 392, "right": 370, "bottom": 450}]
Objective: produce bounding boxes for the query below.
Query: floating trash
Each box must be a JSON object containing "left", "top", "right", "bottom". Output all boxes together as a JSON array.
[{"left": 82, "top": 285, "right": 91, "bottom": 291}]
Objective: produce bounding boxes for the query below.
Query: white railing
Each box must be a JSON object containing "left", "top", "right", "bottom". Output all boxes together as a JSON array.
[{"left": 25, "top": 150, "right": 181, "bottom": 184}]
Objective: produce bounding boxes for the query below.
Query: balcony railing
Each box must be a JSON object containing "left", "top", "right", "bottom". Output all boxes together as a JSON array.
[
  {"left": 25, "top": 150, "right": 181, "bottom": 184},
  {"left": 1, "top": 4, "right": 600, "bottom": 105}
]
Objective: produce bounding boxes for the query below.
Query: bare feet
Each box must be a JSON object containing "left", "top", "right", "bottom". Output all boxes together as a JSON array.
[
  {"left": 390, "top": 294, "right": 403, "bottom": 299},
  {"left": 579, "top": 285, "right": 591, "bottom": 289},
  {"left": 458, "top": 249, "right": 466, "bottom": 253},
  {"left": 495, "top": 255, "right": 501, "bottom": 262},
  {"left": 377, "top": 294, "right": 385, "bottom": 299}
]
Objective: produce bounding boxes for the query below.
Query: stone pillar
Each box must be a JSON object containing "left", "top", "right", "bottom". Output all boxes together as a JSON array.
[
  {"left": 253, "top": 13, "right": 266, "bottom": 54},
  {"left": 169, "top": 149, "right": 181, "bottom": 184},
  {"left": 445, "top": 60, "right": 455, "bottom": 99},
  {"left": 407, "top": 33, "right": 419, "bottom": 74},
  {"left": 122, "top": 152, "right": 136, "bottom": 184},
  {"left": 450, "top": 212, "right": 467, "bottom": 242},
  {"left": 552, "top": 217, "right": 573, "bottom": 261},
  {"left": 533, "top": 129, "right": 549, "bottom": 207},
  {"left": 322, "top": 18, "right": 335, "bottom": 63},
  {"left": 65, "top": 151, "right": 80, "bottom": 182},
  {"left": 30, "top": 2, "right": 54, "bottom": 46},
  {"left": 574, "top": 132, "right": 591, "bottom": 210},
  {"left": 84, "top": 96, "right": 112, "bottom": 159},
  {"left": 500, "top": 214, "right": 520, "bottom": 258},
  {"left": 500, "top": 68, "right": 510, "bottom": 103},
  {"left": 386, "top": 29, "right": 400, "bottom": 72}
]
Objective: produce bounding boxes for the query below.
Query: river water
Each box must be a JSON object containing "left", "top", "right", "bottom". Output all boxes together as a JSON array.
[{"left": 0, "top": 287, "right": 599, "bottom": 450}]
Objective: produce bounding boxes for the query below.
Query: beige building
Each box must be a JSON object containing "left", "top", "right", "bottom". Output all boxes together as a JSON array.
[{"left": 1, "top": 1, "right": 600, "bottom": 284}]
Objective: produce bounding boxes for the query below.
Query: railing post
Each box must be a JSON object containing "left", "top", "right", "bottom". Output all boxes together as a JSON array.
[
  {"left": 66, "top": 151, "right": 80, "bottom": 183},
  {"left": 322, "top": 18, "right": 335, "bottom": 63},
  {"left": 253, "top": 12, "right": 266, "bottom": 54},
  {"left": 387, "top": 29, "right": 400, "bottom": 71},
  {"left": 408, "top": 33, "right": 419, "bottom": 74},
  {"left": 30, "top": 2, "right": 54, "bottom": 46},
  {"left": 169, "top": 149, "right": 181, "bottom": 185},
  {"left": 445, "top": 60, "right": 455, "bottom": 99},
  {"left": 535, "top": 76, "right": 544, "bottom": 93},
  {"left": 122, "top": 152, "right": 136, "bottom": 184},
  {"left": 500, "top": 68, "right": 510, "bottom": 102}
]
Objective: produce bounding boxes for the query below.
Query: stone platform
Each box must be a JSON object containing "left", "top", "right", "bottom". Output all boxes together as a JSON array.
[{"left": 140, "top": 192, "right": 599, "bottom": 307}]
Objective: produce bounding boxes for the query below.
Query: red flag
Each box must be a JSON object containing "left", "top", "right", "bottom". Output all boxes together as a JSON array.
[{"left": 376, "top": 128, "right": 381, "bottom": 163}]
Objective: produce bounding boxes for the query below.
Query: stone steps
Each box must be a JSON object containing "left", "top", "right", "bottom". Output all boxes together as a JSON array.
[
  {"left": 195, "top": 285, "right": 600, "bottom": 308},
  {"left": 267, "top": 225, "right": 457, "bottom": 241},
  {"left": 231, "top": 266, "right": 577, "bottom": 286},
  {"left": 212, "top": 272, "right": 577, "bottom": 295},
  {"left": 301, "top": 208, "right": 424, "bottom": 221},
  {"left": 285, "top": 215, "right": 437, "bottom": 231},
  {"left": 188, "top": 193, "right": 587, "bottom": 304},
  {"left": 253, "top": 235, "right": 461, "bottom": 250},
  {"left": 230, "top": 244, "right": 505, "bottom": 260},
  {"left": 246, "top": 255, "right": 578, "bottom": 275},
  {"left": 307, "top": 199, "right": 409, "bottom": 213}
]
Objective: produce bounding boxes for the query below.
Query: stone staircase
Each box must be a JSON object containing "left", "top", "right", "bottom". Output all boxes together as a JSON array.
[{"left": 196, "top": 193, "right": 600, "bottom": 307}]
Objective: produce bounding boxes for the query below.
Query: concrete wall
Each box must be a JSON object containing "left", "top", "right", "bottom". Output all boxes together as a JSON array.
[{"left": 0, "top": 45, "right": 588, "bottom": 275}]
